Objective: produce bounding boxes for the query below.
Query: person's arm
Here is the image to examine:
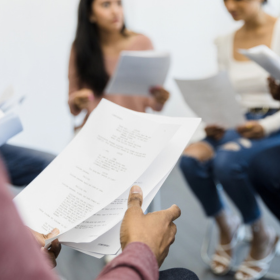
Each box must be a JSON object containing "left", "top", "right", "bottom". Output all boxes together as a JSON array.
[
  {"left": 68, "top": 46, "right": 94, "bottom": 116},
  {"left": 258, "top": 112, "right": 280, "bottom": 136},
  {"left": 97, "top": 185, "right": 181, "bottom": 280},
  {"left": 0, "top": 160, "right": 59, "bottom": 280},
  {"left": 96, "top": 243, "right": 158, "bottom": 280}
]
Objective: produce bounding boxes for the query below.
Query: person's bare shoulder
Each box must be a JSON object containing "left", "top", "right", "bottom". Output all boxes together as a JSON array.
[{"left": 125, "top": 30, "right": 154, "bottom": 50}]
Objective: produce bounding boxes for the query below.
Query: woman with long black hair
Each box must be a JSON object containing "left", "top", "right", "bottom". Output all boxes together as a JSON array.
[{"left": 68, "top": 0, "right": 169, "bottom": 130}]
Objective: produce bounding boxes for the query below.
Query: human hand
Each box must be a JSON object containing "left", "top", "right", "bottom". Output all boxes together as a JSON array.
[
  {"left": 29, "top": 228, "right": 61, "bottom": 268},
  {"left": 150, "top": 86, "right": 170, "bottom": 105},
  {"left": 237, "top": 121, "right": 265, "bottom": 139},
  {"left": 268, "top": 77, "right": 280, "bottom": 101},
  {"left": 120, "top": 186, "right": 181, "bottom": 267},
  {"left": 73, "top": 89, "right": 94, "bottom": 110},
  {"left": 205, "top": 125, "right": 225, "bottom": 140}
]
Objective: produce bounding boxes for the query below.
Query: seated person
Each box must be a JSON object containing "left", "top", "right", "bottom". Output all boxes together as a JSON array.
[
  {"left": 0, "top": 144, "right": 55, "bottom": 186},
  {"left": 180, "top": 1, "right": 280, "bottom": 279},
  {"left": 0, "top": 160, "right": 199, "bottom": 280},
  {"left": 249, "top": 77, "right": 280, "bottom": 222},
  {"left": 68, "top": 0, "right": 169, "bottom": 131}
]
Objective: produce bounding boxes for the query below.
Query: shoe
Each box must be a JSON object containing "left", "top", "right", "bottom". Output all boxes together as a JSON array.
[
  {"left": 211, "top": 221, "right": 246, "bottom": 275},
  {"left": 235, "top": 236, "right": 280, "bottom": 280}
]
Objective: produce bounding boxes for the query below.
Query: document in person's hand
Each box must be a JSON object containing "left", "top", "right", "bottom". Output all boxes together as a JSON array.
[
  {"left": 105, "top": 51, "right": 171, "bottom": 95},
  {"left": 175, "top": 72, "right": 246, "bottom": 128},
  {"left": 239, "top": 45, "right": 280, "bottom": 80},
  {"left": 14, "top": 99, "right": 200, "bottom": 258}
]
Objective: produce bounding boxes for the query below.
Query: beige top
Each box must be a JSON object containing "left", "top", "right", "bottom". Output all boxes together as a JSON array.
[
  {"left": 68, "top": 34, "right": 162, "bottom": 128},
  {"left": 215, "top": 18, "right": 280, "bottom": 109}
]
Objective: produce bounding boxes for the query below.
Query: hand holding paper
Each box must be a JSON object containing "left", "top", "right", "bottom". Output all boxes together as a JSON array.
[
  {"left": 14, "top": 99, "right": 200, "bottom": 258},
  {"left": 105, "top": 51, "right": 171, "bottom": 96}
]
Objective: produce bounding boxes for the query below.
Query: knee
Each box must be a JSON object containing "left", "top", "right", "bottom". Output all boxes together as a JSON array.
[
  {"left": 213, "top": 146, "right": 246, "bottom": 183},
  {"left": 180, "top": 156, "right": 199, "bottom": 178}
]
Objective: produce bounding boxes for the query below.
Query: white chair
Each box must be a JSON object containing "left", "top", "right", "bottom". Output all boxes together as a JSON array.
[{"left": 201, "top": 221, "right": 280, "bottom": 280}]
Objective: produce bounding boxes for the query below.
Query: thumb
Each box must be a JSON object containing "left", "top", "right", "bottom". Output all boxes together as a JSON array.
[
  {"left": 127, "top": 185, "right": 143, "bottom": 209},
  {"left": 45, "top": 228, "right": 60, "bottom": 240}
]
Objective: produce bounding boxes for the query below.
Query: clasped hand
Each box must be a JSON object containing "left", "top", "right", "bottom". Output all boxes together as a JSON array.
[{"left": 205, "top": 121, "right": 265, "bottom": 140}]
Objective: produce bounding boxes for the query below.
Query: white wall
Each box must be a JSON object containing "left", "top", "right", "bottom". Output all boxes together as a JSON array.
[{"left": 1, "top": 0, "right": 280, "bottom": 154}]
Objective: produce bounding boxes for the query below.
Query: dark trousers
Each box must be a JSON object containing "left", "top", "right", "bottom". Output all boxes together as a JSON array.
[
  {"left": 249, "top": 145, "right": 280, "bottom": 221},
  {"left": 0, "top": 144, "right": 55, "bottom": 186},
  {"left": 160, "top": 268, "right": 199, "bottom": 280}
]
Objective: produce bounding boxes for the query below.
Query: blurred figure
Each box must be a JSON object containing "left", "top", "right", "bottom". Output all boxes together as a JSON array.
[
  {"left": 68, "top": 0, "right": 169, "bottom": 131},
  {"left": 249, "top": 77, "right": 280, "bottom": 222},
  {"left": 0, "top": 158, "right": 199, "bottom": 280},
  {"left": 180, "top": 1, "right": 280, "bottom": 279},
  {"left": 0, "top": 144, "right": 54, "bottom": 186}
]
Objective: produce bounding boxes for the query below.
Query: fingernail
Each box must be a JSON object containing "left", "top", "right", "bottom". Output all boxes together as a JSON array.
[
  {"left": 131, "top": 185, "right": 142, "bottom": 194},
  {"left": 88, "top": 95, "right": 94, "bottom": 101},
  {"left": 51, "top": 228, "right": 60, "bottom": 236}
]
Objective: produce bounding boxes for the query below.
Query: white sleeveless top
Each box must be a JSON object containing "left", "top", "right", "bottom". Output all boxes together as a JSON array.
[{"left": 215, "top": 18, "right": 280, "bottom": 135}]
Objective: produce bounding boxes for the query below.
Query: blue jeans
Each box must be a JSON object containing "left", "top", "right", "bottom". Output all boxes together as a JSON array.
[
  {"left": 180, "top": 110, "right": 280, "bottom": 224},
  {"left": 249, "top": 146, "right": 280, "bottom": 222},
  {"left": 0, "top": 144, "right": 55, "bottom": 186},
  {"left": 160, "top": 268, "right": 199, "bottom": 280}
]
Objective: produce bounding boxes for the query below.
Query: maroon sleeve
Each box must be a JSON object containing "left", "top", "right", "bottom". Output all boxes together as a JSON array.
[
  {"left": 0, "top": 160, "right": 59, "bottom": 280},
  {"left": 96, "top": 242, "right": 159, "bottom": 280}
]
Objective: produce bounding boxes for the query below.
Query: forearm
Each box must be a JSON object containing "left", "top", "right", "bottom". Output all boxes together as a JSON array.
[
  {"left": 96, "top": 242, "right": 159, "bottom": 280},
  {"left": 259, "top": 111, "right": 280, "bottom": 135}
]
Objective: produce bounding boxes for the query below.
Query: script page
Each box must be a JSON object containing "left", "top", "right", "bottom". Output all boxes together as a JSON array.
[
  {"left": 14, "top": 99, "right": 179, "bottom": 238},
  {"left": 65, "top": 173, "right": 169, "bottom": 256},
  {"left": 239, "top": 46, "right": 280, "bottom": 80},
  {"left": 105, "top": 51, "right": 171, "bottom": 95},
  {"left": 58, "top": 113, "right": 201, "bottom": 244},
  {"left": 176, "top": 72, "right": 246, "bottom": 128}
]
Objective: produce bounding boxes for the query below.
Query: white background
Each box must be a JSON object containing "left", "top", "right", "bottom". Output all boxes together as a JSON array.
[{"left": 0, "top": 0, "right": 279, "bottom": 154}]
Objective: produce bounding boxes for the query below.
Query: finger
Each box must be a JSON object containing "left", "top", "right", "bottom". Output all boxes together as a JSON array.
[
  {"left": 45, "top": 228, "right": 60, "bottom": 240},
  {"left": 127, "top": 185, "right": 143, "bottom": 208},
  {"left": 49, "top": 239, "right": 61, "bottom": 259},
  {"left": 164, "top": 205, "right": 181, "bottom": 222},
  {"left": 150, "top": 86, "right": 163, "bottom": 93},
  {"left": 41, "top": 248, "right": 57, "bottom": 268},
  {"left": 170, "top": 223, "right": 177, "bottom": 239}
]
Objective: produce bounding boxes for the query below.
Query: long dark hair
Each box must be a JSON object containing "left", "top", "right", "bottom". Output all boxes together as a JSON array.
[{"left": 74, "top": 0, "right": 126, "bottom": 97}]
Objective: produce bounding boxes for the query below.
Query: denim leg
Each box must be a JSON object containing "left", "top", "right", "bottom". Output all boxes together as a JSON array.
[
  {"left": 159, "top": 268, "right": 199, "bottom": 280},
  {"left": 213, "top": 144, "right": 261, "bottom": 224},
  {"left": 180, "top": 156, "right": 223, "bottom": 217},
  {"left": 249, "top": 146, "right": 280, "bottom": 221},
  {"left": 0, "top": 144, "right": 55, "bottom": 186}
]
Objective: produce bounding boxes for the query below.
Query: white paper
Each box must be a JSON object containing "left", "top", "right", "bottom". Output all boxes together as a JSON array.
[
  {"left": 58, "top": 110, "right": 201, "bottom": 244},
  {"left": 239, "top": 45, "right": 280, "bottom": 80},
  {"left": 175, "top": 72, "right": 246, "bottom": 128},
  {"left": 14, "top": 99, "right": 180, "bottom": 240},
  {"left": 0, "top": 111, "right": 23, "bottom": 146},
  {"left": 105, "top": 51, "right": 171, "bottom": 96},
  {"left": 64, "top": 171, "right": 171, "bottom": 256},
  {"left": 14, "top": 99, "right": 200, "bottom": 258}
]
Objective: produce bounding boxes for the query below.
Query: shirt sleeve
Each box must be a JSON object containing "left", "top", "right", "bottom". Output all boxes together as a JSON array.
[
  {"left": 0, "top": 160, "right": 59, "bottom": 280},
  {"left": 96, "top": 242, "right": 159, "bottom": 280},
  {"left": 259, "top": 111, "right": 280, "bottom": 135}
]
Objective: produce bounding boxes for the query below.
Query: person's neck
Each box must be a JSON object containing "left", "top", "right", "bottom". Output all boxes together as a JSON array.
[
  {"left": 99, "top": 28, "right": 123, "bottom": 46},
  {"left": 243, "top": 10, "right": 268, "bottom": 31}
]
